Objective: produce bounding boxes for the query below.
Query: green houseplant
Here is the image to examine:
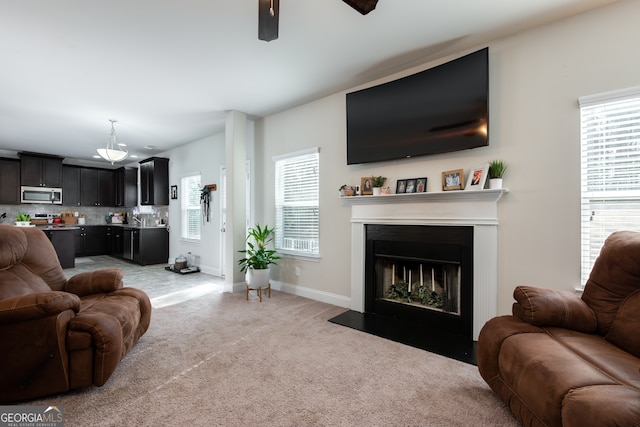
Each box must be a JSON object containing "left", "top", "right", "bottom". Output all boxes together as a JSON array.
[
  {"left": 371, "top": 176, "right": 387, "bottom": 195},
  {"left": 15, "top": 212, "right": 31, "bottom": 227},
  {"left": 238, "top": 224, "right": 281, "bottom": 287},
  {"left": 488, "top": 160, "right": 507, "bottom": 189}
]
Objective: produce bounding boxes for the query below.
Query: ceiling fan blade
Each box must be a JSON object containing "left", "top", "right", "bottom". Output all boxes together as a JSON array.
[
  {"left": 343, "top": 0, "right": 378, "bottom": 15},
  {"left": 258, "top": 0, "right": 279, "bottom": 42}
]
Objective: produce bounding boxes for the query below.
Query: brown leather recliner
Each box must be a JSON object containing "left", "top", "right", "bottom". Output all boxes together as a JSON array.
[
  {"left": 0, "top": 224, "right": 151, "bottom": 403},
  {"left": 478, "top": 231, "right": 640, "bottom": 426}
]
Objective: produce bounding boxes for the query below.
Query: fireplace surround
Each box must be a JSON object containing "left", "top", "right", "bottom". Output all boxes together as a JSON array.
[{"left": 345, "top": 189, "right": 507, "bottom": 341}]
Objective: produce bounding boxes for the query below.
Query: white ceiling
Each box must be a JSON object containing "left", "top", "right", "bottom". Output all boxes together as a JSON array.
[{"left": 0, "top": 0, "right": 618, "bottom": 167}]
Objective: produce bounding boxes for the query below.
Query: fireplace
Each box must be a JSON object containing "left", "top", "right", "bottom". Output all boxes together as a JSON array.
[
  {"left": 365, "top": 224, "right": 473, "bottom": 338},
  {"left": 343, "top": 189, "right": 507, "bottom": 342}
]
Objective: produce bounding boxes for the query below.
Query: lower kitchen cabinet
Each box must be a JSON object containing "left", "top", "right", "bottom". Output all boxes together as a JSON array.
[
  {"left": 74, "top": 226, "right": 106, "bottom": 257},
  {"left": 44, "top": 229, "right": 75, "bottom": 268},
  {"left": 122, "top": 227, "right": 168, "bottom": 265}
]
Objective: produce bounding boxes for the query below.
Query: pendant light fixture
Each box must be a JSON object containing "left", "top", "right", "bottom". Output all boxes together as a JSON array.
[
  {"left": 258, "top": 0, "right": 279, "bottom": 41},
  {"left": 97, "top": 119, "right": 128, "bottom": 164}
]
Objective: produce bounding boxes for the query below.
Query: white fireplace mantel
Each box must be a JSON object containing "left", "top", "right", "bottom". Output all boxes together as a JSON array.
[{"left": 348, "top": 188, "right": 508, "bottom": 340}]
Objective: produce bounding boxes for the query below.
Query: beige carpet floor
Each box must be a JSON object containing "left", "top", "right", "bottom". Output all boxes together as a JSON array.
[{"left": 25, "top": 257, "right": 519, "bottom": 426}]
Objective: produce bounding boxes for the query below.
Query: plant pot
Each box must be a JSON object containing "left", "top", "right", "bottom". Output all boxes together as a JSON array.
[
  {"left": 15, "top": 221, "right": 31, "bottom": 227},
  {"left": 372, "top": 187, "right": 382, "bottom": 196},
  {"left": 489, "top": 178, "right": 503, "bottom": 190},
  {"left": 248, "top": 268, "right": 271, "bottom": 288}
]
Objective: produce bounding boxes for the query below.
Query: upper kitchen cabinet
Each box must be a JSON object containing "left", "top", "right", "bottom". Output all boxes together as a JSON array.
[
  {"left": 115, "top": 167, "right": 137, "bottom": 207},
  {"left": 0, "top": 158, "right": 20, "bottom": 204},
  {"left": 20, "top": 153, "right": 63, "bottom": 187},
  {"left": 80, "top": 168, "right": 115, "bottom": 206},
  {"left": 140, "top": 157, "right": 169, "bottom": 205},
  {"left": 62, "top": 166, "right": 81, "bottom": 206}
]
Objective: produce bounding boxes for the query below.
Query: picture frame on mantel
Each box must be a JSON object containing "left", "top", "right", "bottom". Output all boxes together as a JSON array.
[
  {"left": 442, "top": 169, "right": 464, "bottom": 191},
  {"left": 396, "top": 179, "right": 407, "bottom": 194},
  {"left": 361, "top": 177, "right": 373, "bottom": 195},
  {"left": 465, "top": 164, "right": 489, "bottom": 191}
]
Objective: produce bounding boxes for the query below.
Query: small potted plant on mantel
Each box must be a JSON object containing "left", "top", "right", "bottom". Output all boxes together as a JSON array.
[
  {"left": 488, "top": 160, "right": 507, "bottom": 189},
  {"left": 238, "top": 224, "right": 281, "bottom": 288},
  {"left": 371, "top": 176, "right": 387, "bottom": 195}
]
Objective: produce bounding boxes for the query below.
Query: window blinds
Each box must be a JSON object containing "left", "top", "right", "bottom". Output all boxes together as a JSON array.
[
  {"left": 181, "top": 174, "right": 202, "bottom": 240},
  {"left": 579, "top": 88, "right": 640, "bottom": 284},
  {"left": 274, "top": 149, "right": 319, "bottom": 255}
]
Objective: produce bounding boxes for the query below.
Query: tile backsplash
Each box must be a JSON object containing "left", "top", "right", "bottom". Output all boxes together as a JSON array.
[{"left": 0, "top": 204, "right": 169, "bottom": 226}]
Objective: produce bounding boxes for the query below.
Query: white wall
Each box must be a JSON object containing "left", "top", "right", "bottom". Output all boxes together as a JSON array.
[
  {"left": 167, "top": 133, "right": 225, "bottom": 275},
  {"left": 253, "top": 0, "right": 640, "bottom": 315}
]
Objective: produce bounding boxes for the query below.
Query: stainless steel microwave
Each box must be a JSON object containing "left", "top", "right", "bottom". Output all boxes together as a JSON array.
[{"left": 21, "top": 186, "right": 63, "bottom": 204}]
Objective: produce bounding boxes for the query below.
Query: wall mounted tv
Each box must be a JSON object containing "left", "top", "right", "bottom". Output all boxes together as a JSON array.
[{"left": 346, "top": 47, "right": 488, "bottom": 165}]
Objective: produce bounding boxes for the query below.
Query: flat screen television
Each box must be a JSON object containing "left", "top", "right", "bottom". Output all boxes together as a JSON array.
[{"left": 346, "top": 47, "right": 489, "bottom": 165}]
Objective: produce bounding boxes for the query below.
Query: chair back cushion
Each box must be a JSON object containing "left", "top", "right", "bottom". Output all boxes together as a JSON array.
[
  {"left": 581, "top": 231, "right": 640, "bottom": 340},
  {"left": 0, "top": 225, "right": 67, "bottom": 299}
]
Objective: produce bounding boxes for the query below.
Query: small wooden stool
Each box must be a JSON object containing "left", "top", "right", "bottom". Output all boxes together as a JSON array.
[{"left": 246, "top": 283, "right": 271, "bottom": 302}]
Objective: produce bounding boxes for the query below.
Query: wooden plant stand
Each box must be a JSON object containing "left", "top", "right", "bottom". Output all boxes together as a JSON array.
[{"left": 246, "top": 283, "right": 271, "bottom": 302}]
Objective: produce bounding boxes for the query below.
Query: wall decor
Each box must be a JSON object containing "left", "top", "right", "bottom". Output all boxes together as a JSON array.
[
  {"left": 465, "top": 164, "right": 489, "bottom": 191},
  {"left": 170, "top": 185, "right": 178, "bottom": 199},
  {"left": 361, "top": 177, "right": 373, "bottom": 195},
  {"left": 442, "top": 169, "right": 465, "bottom": 191},
  {"left": 396, "top": 179, "right": 407, "bottom": 194}
]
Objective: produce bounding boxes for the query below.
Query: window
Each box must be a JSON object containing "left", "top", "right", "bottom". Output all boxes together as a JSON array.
[
  {"left": 181, "top": 174, "right": 202, "bottom": 241},
  {"left": 274, "top": 148, "right": 320, "bottom": 257},
  {"left": 579, "top": 87, "right": 640, "bottom": 285}
]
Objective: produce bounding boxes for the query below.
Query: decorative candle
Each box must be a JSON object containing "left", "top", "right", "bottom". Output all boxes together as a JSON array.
[
  {"left": 420, "top": 264, "right": 423, "bottom": 287},
  {"left": 431, "top": 268, "right": 435, "bottom": 292},
  {"left": 403, "top": 266, "right": 406, "bottom": 282},
  {"left": 392, "top": 264, "right": 395, "bottom": 285},
  {"left": 408, "top": 270, "right": 412, "bottom": 293}
]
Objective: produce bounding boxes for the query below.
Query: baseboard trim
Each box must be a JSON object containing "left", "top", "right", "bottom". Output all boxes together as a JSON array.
[{"left": 270, "top": 280, "right": 350, "bottom": 308}]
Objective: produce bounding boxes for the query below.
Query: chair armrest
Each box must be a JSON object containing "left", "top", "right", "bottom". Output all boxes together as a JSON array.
[
  {"left": 65, "top": 269, "right": 124, "bottom": 297},
  {"left": 512, "top": 285, "right": 597, "bottom": 333},
  {"left": 0, "top": 291, "right": 81, "bottom": 323}
]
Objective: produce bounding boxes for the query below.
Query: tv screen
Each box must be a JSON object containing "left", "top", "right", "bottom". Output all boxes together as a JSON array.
[{"left": 346, "top": 48, "right": 488, "bottom": 165}]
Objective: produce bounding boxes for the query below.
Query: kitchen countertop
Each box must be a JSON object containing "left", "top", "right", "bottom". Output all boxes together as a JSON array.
[{"left": 36, "top": 224, "right": 167, "bottom": 230}]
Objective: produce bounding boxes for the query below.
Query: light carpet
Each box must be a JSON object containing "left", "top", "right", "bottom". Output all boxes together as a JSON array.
[{"left": 26, "top": 277, "right": 518, "bottom": 426}]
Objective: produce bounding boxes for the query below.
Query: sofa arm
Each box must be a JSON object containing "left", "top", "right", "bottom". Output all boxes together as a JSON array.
[
  {"left": 65, "top": 269, "right": 124, "bottom": 297},
  {"left": 512, "top": 285, "right": 597, "bottom": 333},
  {"left": 0, "top": 291, "right": 81, "bottom": 324}
]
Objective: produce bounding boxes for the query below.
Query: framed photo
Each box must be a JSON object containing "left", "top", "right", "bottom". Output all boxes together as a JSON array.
[
  {"left": 170, "top": 185, "right": 178, "bottom": 199},
  {"left": 361, "top": 177, "right": 373, "bottom": 195},
  {"left": 405, "top": 179, "right": 417, "bottom": 193},
  {"left": 442, "top": 169, "right": 465, "bottom": 191},
  {"left": 396, "top": 179, "right": 407, "bottom": 194},
  {"left": 465, "top": 164, "right": 489, "bottom": 191},
  {"left": 415, "top": 177, "right": 427, "bottom": 193}
]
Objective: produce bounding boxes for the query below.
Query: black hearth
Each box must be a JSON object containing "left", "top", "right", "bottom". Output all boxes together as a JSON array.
[{"left": 330, "top": 224, "right": 477, "bottom": 364}]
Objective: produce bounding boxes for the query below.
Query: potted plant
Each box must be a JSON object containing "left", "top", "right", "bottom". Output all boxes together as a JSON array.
[
  {"left": 238, "top": 224, "right": 281, "bottom": 288},
  {"left": 488, "top": 160, "right": 507, "bottom": 189},
  {"left": 371, "top": 176, "right": 387, "bottom": 195},
  {"left": 15, "top": 212, "right": 31, "bottom": 227},
  {"left": 339, "top": 185, "right": 354, "bottom": 197}
]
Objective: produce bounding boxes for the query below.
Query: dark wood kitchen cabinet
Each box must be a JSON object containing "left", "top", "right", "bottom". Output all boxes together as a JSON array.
[
  {"left": 0, "top": 158, "right": 20, "bottom": 204},
  {"left": 44, "top": 229, "right": 75, "bottom": 268},
  {"left": 122, "top": 227, "right": 168, "bottom": 265},
  {"left": 62, "top": 166, "right": 81, "bottom": 206},
  {"left": 74, "top": 226, "right": 106, "bottom": 257},
  {"left": 20, "top": 153, "right": 63, "bottom": 187},
  {"left": 140, "top": 157, "right": 169, "bottom": 206},
  {"left": 115, "top": 167, "right": 137, "bottom": 207},
  {"left": 106, "top": 226, "right": 124, "bottom": 257},
  {"left": 80, "top": 168, "right": 115, "bottom": 206}
]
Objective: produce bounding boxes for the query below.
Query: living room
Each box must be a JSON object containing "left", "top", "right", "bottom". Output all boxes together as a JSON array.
[{"left": 1, "top": 0, "right": 639, "bottom": 424}]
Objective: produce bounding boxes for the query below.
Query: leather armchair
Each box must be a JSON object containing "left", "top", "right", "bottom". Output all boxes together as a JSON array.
[
  {"left": 0, "top": 224, "right": 151, "bottom": 403},
  {"left": 478, "top": 231, "right": 640, "bottom": 426}
]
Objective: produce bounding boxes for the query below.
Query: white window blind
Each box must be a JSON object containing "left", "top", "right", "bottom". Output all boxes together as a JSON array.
[
  {"left": 579, "top": 87, "right": 640, "bottom": 285},
  {"left": 181, "top": 174, "right": 202, "bottom": 240},
  {"left": 274, "top": 148, "right": 319, "bottom": 256}
]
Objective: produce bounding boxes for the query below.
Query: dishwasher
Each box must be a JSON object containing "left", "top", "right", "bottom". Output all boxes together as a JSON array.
[{"left": 123, "top": 228, "right": 138, "bottom": 261}]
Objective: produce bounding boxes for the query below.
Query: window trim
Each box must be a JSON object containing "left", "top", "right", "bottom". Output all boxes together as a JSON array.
[{"left": 273, "top": 147, "right": 320, "bottom": 259}]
